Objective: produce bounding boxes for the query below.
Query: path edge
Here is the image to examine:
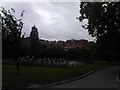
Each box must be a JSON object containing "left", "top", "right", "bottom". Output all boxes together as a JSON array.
[
  {"left": 116, "top": 73, "right": 120, "bottom": 90},
  {"left": 27, "top": 66, "right": 112, "bottom": 88}
]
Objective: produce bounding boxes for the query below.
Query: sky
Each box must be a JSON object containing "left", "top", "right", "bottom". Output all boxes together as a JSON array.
[{"left": 1, "top": 1, "right": 95, "bottom": 41}]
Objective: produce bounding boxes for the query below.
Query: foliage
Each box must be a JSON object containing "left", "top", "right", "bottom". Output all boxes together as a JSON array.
[
  {"left": 30, "top": 25, "right": 39, "bottom": 40},
  {"left": 2, "top": 7, "right": 24, "bottom": 57},
  {"left": 79, "top": 2, "right": 120, "bottom": 61},
  {"left": 29, "top": 25, "right": 39, "bottom": 57}
]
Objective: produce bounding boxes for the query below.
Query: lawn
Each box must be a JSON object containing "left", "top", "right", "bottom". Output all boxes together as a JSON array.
[{"left": 2, "top": 61, "right": 113, "bottom": 89}]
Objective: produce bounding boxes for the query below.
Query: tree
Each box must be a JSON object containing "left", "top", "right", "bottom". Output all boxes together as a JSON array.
[
  {"left": 30, "top": 25, "right": 39, "bottom": 40},
  {"left": 30, "top": 25, "right": 39, "bottom": 57},
  {"left": 78, "top": 2, "right": 120, "bottom": 63},
  {"left": 2, "top": 7, "right": 24, "bottom": 74}
]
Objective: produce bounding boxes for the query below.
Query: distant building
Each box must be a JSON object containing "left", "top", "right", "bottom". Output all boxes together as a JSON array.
[{"left": 20, "top": 38, "right": 95, "bottom": 50}]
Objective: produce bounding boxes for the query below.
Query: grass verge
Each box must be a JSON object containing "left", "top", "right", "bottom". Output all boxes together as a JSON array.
[{"left": 2, "top": 61, "right": 114, "bottom": 89}]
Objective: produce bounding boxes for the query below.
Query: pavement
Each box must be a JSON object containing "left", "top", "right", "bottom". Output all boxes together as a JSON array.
[{"left": 48, "top": 66, "right": 120, "bottom": 88}]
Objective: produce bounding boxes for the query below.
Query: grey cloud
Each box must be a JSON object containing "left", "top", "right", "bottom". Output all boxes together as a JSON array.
[{"left": 1, "top": 2, "right": 95, "bottom": 41}]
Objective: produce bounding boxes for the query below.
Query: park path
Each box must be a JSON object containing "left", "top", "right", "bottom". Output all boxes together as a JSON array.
[{"left": 49, "top": 66, "right": 120, "bottom": 88}]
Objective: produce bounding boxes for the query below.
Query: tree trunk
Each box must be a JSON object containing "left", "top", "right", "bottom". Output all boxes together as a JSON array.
[{"left": 15, "top": 57, "right": 20, "bottom": 75}]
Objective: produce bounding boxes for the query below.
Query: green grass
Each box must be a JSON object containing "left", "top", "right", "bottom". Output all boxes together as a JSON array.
[{"left": 2, "top": 61, "right": 114, "bottom": 88}]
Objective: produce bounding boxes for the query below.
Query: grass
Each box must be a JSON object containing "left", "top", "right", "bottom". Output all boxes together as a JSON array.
[{"left": 2, "top": 61, "right": 114, "bottom": 89}]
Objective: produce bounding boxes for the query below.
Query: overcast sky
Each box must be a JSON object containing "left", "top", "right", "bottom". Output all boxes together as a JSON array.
[{"left": 1, "top": 2, "right": 95, "bottom": 41}]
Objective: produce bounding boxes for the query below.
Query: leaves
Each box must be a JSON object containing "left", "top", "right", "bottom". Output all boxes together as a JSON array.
[
  {"left": 79, "top": 2, "right": 120, "bottom": 60},
  {"left": 2, "top": 7, "right": 24, "bottom": 57},
  {"left": 11, "top": 8, "right": 15, "bottom": 12}
]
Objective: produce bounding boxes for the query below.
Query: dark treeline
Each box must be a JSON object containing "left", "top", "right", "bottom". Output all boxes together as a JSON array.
[{"left": 3, "top": 25, "right": 95, "bottom": 66}]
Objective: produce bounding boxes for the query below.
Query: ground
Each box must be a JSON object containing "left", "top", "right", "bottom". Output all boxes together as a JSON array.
[
  {"left": 48, "top": 66, "right": 120, "bottom": 88},
  {"left": 2, "top": 61, "right": 118, "bottom": 89}
]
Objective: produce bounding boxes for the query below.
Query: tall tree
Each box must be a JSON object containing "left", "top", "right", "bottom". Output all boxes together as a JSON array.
[
  {"left": 78, "top": 2, "right": 120, "bottom": 63},
  {"left": 30, "top": 25, "right": 39, "bottom": 57},
  {"left": 2, "top": 7, "right": 24, "bottom": 74}
]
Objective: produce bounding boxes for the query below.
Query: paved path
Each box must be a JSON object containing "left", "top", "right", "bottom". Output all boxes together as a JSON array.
[{"left": 49, "top": 66, "right": 120, "bottom": 88}]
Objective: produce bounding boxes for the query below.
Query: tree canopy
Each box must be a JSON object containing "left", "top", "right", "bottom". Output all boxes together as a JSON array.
[
  {"left": 30, "top": 25, "right": 39, "bottom": 57},
  {"left": 79, "top": 2, "right": 120, "bottom": 61},
  {"left": 2, "top": 7, "right": 24, "bottom": 57},
  {"left": 30, "top": 25, "right": 39, "bottom": 40}
]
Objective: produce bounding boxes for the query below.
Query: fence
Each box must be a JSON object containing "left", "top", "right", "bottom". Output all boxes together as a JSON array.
[{"left": 3, "top": 56, "right": 86, "bottom": 68}]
